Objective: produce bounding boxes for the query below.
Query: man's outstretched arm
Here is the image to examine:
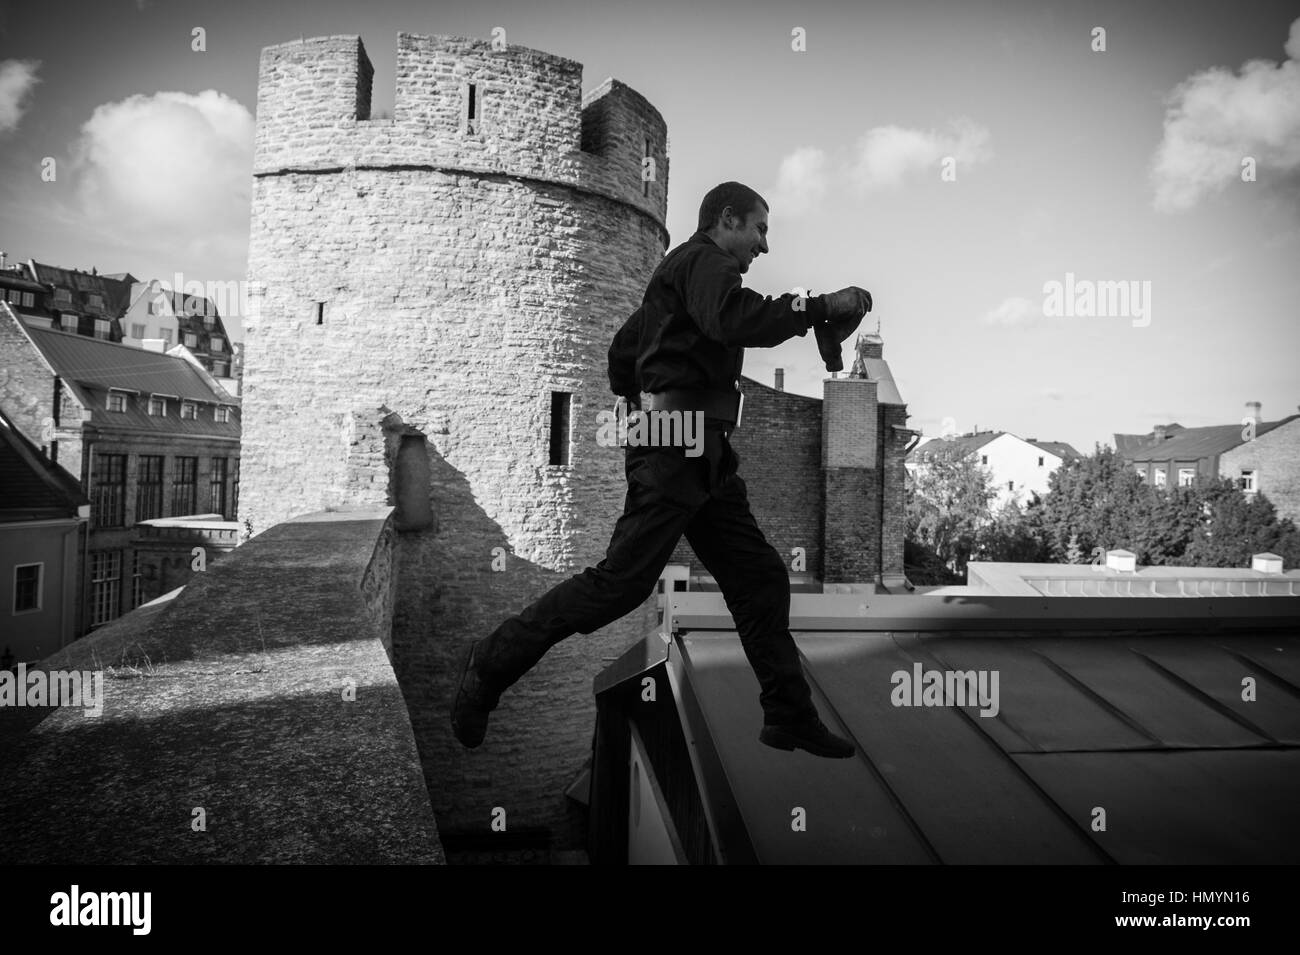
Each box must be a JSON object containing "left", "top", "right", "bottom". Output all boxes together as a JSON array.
[{"left": 680, "top": 247, "right": 828, "bottom": 349}]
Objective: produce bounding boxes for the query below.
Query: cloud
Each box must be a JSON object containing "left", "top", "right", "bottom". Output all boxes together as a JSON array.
[
  {"left": 983, "top": 295, "right": 1038, "bottom": 325},
  {"left": 69, "top": 89, "right": 254, "bottom": 270},
  {"left": 766, "top": 146, "right": 828, "bottom": 215},
  {"left": 1151, "top": 17, "right": 1300, "bottom": 212},
  {"left": 851, "top": 118, "right": 992, "bottom": 190},
  {"left": 0, "top": 59, "right": 40, "bottom": 133}
]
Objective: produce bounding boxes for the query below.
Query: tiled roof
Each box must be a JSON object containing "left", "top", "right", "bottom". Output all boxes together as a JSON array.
[
  {"left": 1026, "top": 439, "right": 1082, "bottom": 460},
  {"left": 1124, "top": 417, "right": 1299, "bottom": 462},
  {"left": 1114, "top": 424, "right": 1184, "bottom": 455},
  {"left": 909, "top": 432, "right": 1001, "bottom": 461}
]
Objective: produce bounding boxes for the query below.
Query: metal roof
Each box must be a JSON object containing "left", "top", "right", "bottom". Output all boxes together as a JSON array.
[
  {"left": 27, "top": 327, "right": 226, "bottom": 403},
  {"left": 598, "top": 591, "right": 1300, "bottom": 864}
]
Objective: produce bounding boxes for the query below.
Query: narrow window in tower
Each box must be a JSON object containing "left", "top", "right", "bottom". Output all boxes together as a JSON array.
[
  {"left": 466, "top": 83, "right": 478, "bottom": 134},
  {"left": 549, "top": 391, "right": 572, "bottom": 466},
  {"left": 316, "top": 302, "right": 325, "bottom": 325},
  {"left": 643, "top": 137, "right": 652, "bottom": 196}
]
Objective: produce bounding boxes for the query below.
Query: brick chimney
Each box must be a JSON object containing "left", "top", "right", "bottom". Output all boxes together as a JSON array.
[
  {"left": 1153, "top": 424, "right": 1168, "bottom": 442},
  {"left": 774, "top": 368, "right": 784, "bottom": 391},
  {"left": 820, "top": 332, "right": 908, "bottom": 591}
]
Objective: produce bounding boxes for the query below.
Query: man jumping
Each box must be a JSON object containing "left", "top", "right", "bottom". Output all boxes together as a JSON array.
[{"left": 452, "top": 181, "right": 871, "bottom": 758}]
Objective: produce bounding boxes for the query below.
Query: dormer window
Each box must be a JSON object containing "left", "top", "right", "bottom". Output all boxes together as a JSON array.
[
  {"left": 88, "top": 293, "right": 103, "bottom": 309},
  {"left": 181, "top": 401, "right": 198, "bottom": 420},
  {"left": 148, "top": 396, "right": 166, "bottom": 416},
  {"left": 106, "top": 391, "right": 127, "bottom": 413},
  {"left": 215, "top": 405, "right": 231, "bottom": 423}
]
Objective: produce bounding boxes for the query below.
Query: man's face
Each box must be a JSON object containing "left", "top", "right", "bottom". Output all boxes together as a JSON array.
[{"left": 719, "top": 204, "right": 769, "bottom": 273}]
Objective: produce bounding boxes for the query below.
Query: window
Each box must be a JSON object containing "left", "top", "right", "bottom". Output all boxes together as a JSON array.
[
  {"left": 210, "top": 457, "right": 228, "bottom": 517},
  {"left": 315, "top": 302, "right": 325, "bottom": 325},
  {"left": 136, "top": 455, "right": 164, "bottom": 521},
  {"left": 1154, "top": 467, "right": 1166, "bottom": 487},
  {"left": 1007, "top": 480, "right": 1014, "bottom": 490},
  {"left": 672, "top": 580, "right": 687, "bottom": 592},
  {"left": 213, "top": 361, "right": 230, "bottom": 378},
  {"left": 148, "top": 396, "right": 167, "bottom": 416},
  {"left": 643, "top": 137, "right": 652, "bottom": 197},
  {"left": 94, "top": 318, "right": 111, "bottom": 340},
  {"left": 14, "top": 563, "right": 42, "bottom": 613},
  {"left": 466, "top": 82, "right": 478, "bottom": 134},
  {"left": 184, "top": 332, "right": 198, "bottom": 349},
  {"left": 202, "top": 315, "right": 215, "bottom": 331},
  {"left": 1178, "top": 468, "right": 1196, "bottom": 487},
  {"left": 1239, "top": 469, "right": 1257, "bottom": 492},
  {"left": 231, "top": 457, "right": 240, "bottom": 519},
  {"left": 211, "top": 336, "right": 224, "bottom": 353},
  {"left": 130, "top": 323, "right": 146, "bottom": 339},
  {"left": 60, "top": 313, "right": 77, "bottom": 332},
  {"left": 147, "top": 298, "right": 158, "bottom": 315},
  {"left": 181, "top": 401, "right": 197, "bottom": 420},
  {"left": 53, "top": 287, "right": 71, "bottom": 303},
  {"left": 1135, "top": 465, "right": 1148, "bottom": 480},
  {"left": 981, "top": 455, "right": 988, "bottom": 465},
  {"left": 549, "top": 391, "right": 572, "bottom": 466},
  {"left": 172, "top": 457, "right": 198, "bottom": 515},
  {"left": 21, "top": 291, "right": 34, "bottom": 307},
  {"left": 90, "top": 551, "right": 121, "bottom": 627},
  {"left": 92, "top": 453, "right": 127, "bottom": 529},
  {"left": 88, "top": 293, "right": 103, "bottom": 309},
  {"left": 1038, "top": 456, "right": 1044, "bottom": 467},
  {"left": 106, "top": 391, "right": 127, "bottom": 413},
  {"left": 160, "top": 328, "right": 173, "bottom": 344},
  {"left": 131, "top": 551, "right": 145, "bottom": 610},
  {"left": 215, "top": 405, "right": 231, "bottom": 423}
]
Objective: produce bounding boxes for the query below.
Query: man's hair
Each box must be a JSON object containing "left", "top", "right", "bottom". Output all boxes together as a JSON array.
[{"left": 697, "top": 181, "right": 768, "bottom": 233}]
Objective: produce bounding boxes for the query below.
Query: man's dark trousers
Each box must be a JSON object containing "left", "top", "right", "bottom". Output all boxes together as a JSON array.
[{"left": 473, "top": 423, "right": 817, "bottom": 725}]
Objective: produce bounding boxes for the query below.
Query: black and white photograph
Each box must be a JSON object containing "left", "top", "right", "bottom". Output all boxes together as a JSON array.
[{"left": 1, "top": 0, "right": 1297, "bottom": 928}]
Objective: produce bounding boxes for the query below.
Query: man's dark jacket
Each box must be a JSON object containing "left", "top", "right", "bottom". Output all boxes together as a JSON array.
[{"left": 608, "top": 231, "right": 829, "bottom": 401}]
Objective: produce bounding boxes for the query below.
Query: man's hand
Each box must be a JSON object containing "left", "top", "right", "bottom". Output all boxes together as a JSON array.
[{"left": 813, "top": 286, "right": 872, "bottom": 372}]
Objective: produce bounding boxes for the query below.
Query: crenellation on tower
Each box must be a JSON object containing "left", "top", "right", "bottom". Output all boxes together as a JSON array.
[
  {"left": 253, "top": 33, "right": 667, "bottom": 234},
  {"left": 255, "top": 36, "right": 375, "bottom": 165},
  {"left": 580, "top": 78, "right": 669, "bottom": 223}
]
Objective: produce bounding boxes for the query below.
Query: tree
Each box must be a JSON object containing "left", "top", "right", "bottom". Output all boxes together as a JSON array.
[
  {"left": 905, "top": 442, "right": 998, "bottom": 576},
  {"left": 1182, "top": 481, "right": 1300, "bottom": 567}
]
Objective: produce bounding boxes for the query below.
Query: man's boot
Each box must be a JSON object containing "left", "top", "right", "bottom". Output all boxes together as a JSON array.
[
  {"left": 451, "top": 639, "right": 501, "bottom": 749},
  {"left": 451, "top": 615, "right": 570, "bottom": 748},
  {"left": 759, "top": 714, "right": 855, "bottom": 759}
]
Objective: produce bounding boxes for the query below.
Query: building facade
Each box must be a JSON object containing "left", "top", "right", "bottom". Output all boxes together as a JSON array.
[
  {"left": 0, "top": 407, "right": 89, "bottom": 663},
  {"left": 0, "top": 302, "right": 241, "bottom": 632}
]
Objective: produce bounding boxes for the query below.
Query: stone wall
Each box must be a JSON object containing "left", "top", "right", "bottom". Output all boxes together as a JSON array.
[
  {"left": 241, "top": 33, "right": 669, "bottom": 849},
  {"left": 0, "top": 508, "right": 444, "bottom": 864}
]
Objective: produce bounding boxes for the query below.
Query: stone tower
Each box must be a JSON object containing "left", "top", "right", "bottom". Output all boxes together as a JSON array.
[{"left": 242, "top": 33, "right": 669, "bottom": 848}]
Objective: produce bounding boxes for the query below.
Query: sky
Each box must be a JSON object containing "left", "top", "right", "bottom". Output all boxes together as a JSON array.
[{"left": 1, "top": 0, "right": 1298, "bottom": 455}]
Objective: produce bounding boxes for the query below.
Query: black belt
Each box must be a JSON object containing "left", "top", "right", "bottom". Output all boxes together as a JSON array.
[{"left": 637, "top": 387, "right": 743, "bottom": 428}]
